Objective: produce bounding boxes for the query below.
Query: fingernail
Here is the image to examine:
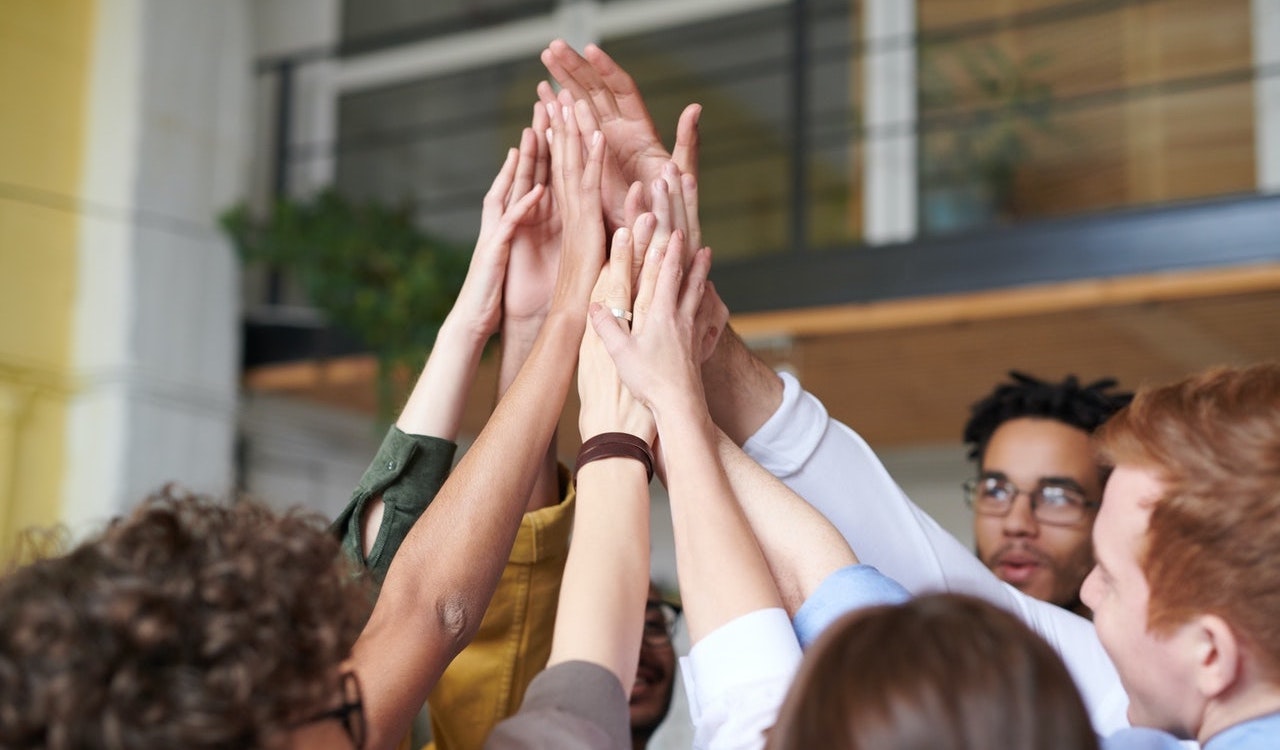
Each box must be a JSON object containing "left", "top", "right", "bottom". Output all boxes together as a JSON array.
[
  {"left": 546, "top": 101, "right": 557, "bottom": 118},
  {"left": 546, "top": 128, "right": 553, "bottom": 143},
  {"left": 562, "top": 105, "right": 571, "bottom": 121},
  {"left": 591, "top": 130, "right": 602, "bottom": 146}
]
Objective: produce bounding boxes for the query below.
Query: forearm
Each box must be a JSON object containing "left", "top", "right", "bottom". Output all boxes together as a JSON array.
[
  {"left": 352, "top": 312, "right": 585, "bottom": 750},
  {"left": 548, "top": 458, "right": 649, "bottom": 689},
  {"left": 715, "top": 429, "right": 857, "bottom": 615},
  {"left": 656, "top": 392, "right": 781, "bottom": 643},
  {"left": 357, "top": 315, "right": 487, "bottom": 557},
  {"left": 396, "top": 312, "right": 490, "bottom": 440},
  {"left": 701, "top": 325, "right": 784, "bottom": 445},
  {"left": 499, "top": 317, "right": 559, "bottom": 513}
]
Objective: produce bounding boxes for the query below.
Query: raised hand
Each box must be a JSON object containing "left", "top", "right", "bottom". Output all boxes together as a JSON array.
[
  {"left": 503, "top": 102, "right": 561, "bottom": 330},
  {"left": 541, "top": 40, "right": 701, "bottom": 229},
  {"left": 448, "top": 133, "right": 546, "bottom": 343},
  {"left": 590, "top": 230, "right": 713, "bottom": 416},
  {"left": 578, "top": 225, "right": 655, "bottom": 444},
  {"left": 546, "top": 98, "right": 608, "bottom": 318}
]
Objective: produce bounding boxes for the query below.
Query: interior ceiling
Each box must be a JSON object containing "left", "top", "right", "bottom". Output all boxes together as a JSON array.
[{"left": 243, "top": 273, "right": 1280, "bottom": 452}]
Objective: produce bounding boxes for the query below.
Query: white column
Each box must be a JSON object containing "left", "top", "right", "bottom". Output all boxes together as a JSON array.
[
  {"left": 65, "top": 0, "right": 248, "bottom": 531},
  {"left": 863, "top": 0, "right": 917, "bottom": 244},
  {"left": 1254, "top": 0, "right": 1280, "bottom": 192}
]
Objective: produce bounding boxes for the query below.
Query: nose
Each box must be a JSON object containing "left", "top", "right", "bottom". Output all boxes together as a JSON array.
[{"left": 1001, "top": 490, "right": 1039, "bottom": 537}]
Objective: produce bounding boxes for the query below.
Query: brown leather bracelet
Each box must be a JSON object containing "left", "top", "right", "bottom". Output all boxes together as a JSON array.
[{"left": 573, "top": 432, "right": 655, "bottom": 487}]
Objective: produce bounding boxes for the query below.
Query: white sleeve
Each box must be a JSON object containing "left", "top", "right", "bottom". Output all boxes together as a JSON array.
[
  {"left": 743, "top": 372, "right": 1131, "bottom": 736},
  {"left": 680, "top": 608, "right": 801, "bottom": 750}
]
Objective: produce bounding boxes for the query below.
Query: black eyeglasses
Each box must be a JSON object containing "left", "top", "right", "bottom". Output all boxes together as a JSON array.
[
  {"left": 963, "top": 476, "right": 1099, "bottom": 526},
  {"left": 299, "top": 670, "right": 366, "bottom": 749},
  {"left": 643, "top": 599, "right": 682, "bottom": 646}
]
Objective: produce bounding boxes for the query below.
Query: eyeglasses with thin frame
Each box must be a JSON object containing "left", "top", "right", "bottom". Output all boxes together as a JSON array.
[
  {"left": 298, "top": 670, "right": 366, "bottom": 749},
  {"left": 963, "top": 476, "right": 1099, "bottom": 526},
  {"left": 642, "top": 599, "right": 682, "bottom": 646}
]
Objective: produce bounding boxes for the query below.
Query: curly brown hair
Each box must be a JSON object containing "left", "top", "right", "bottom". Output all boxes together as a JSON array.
[{"left": 0, "top": 487, "right": 374, "bottom": 750}]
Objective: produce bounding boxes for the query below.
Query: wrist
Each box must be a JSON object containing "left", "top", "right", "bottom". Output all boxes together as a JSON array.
[
  {"left": 573, "top": 432, "right": 655, "bottom": 487},
  {"left": 439, "top": 310, "right": 495, "bottom": 351}
]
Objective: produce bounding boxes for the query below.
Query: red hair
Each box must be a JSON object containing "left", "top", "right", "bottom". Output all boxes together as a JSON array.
[{"left": 1095, "top": 363, "right": 1280, "bottom": 678}]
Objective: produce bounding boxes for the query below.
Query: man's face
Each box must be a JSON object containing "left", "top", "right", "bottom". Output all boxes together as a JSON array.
[
  {"left": 630, "top": 585, "right": 677, "bottom": 740},
  {"left": 1080, "top": 465, "right": 1202, "bottom": 738},
  {"left": 973, "top": 418, "right": 1102, "bottom": 608}
]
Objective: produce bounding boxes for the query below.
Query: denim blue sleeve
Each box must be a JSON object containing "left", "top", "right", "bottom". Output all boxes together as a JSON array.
[
  {"left": 792, "top": 564, "right": 911, "bottom": 648},
  {"left": 1101, "top": 728, "right": 1188, "bottom": 750}
]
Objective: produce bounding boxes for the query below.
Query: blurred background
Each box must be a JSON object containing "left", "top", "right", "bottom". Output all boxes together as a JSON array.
[{"left": 2, "top": 0, "right": 1278, "bottom": 659}]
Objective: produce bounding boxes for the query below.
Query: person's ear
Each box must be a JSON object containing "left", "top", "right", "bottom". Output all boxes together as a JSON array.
[{"left": 1190, "top": 614, "right": 1241, "bottom": 700}]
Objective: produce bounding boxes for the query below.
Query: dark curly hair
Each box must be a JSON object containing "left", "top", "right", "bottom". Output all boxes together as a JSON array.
[
  {"left": 0, "top": 487, "right": 373, "bottom": 750},
  {"left": 963, "top": 371, "right": 1133, "bottom": 462}
]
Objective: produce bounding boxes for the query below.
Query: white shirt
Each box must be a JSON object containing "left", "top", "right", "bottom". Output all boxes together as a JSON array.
[{"left": 741, "top": 372, "right": 1131, "bottom": 736}]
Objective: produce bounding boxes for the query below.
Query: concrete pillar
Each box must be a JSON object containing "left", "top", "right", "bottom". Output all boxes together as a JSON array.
[{"left": 63, "top": 0, "right": 249, "bottom": 531}]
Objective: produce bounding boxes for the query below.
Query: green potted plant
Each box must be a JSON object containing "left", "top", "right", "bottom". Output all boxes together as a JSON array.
[
  {"left": 918, "top": 42, "right": 1055, "bottom": 234},
  {"left": 222, "top": 190, "right": 470, "bottom": 417}
]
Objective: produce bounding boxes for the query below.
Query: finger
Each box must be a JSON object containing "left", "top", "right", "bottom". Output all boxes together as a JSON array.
[
  {"left": 537, "top": 79, "right": 558, "bottom": 106},
  {"left": 628, "top": 211, "right": 656, "bottom": 287},
  {"left": 604, "top": 227, "right": 634, "bottom": 316},
  {"left": 588, "top": 301, "right": 632, "bottom": 357},
  {"left": 501, "top": 183, "right": 546, "bottom": 233},
  {"left": 583, "top": 43, "right": 652, "bottom": 122},
  {"left": 662, "top": 162, "right": 690, "bottom": 252},
  {"left": 582, "top": 130, "right": 605, "bottom": 212},
  {"left": 531, "top": 101, "right": 550, "bottom": 187},
  {"left": 682, "top": 172, "right": 701, "bottom": 253},
  {"left": 543, "top": 40, "right": 618, "bottom": 124},
  {"left": 572, "top": 94, "right": 601, "bottom": 136},
  {"left": 561, "top": 95, "right": 583, "bottom": 178},
  {"left": 649, "top": 178, "right": 671, "bottom": 242},
  {"left": 693, "top": 278, "right": 730, "bottom": 363},
  {"left": 631, "top": 228, "right": 666, "bottom": 334},
  {"left": 624, "top": 181, "right": 647, "bottom": 229},
  {"left": 672, "top": 103, "right": 702, "bottom": 179},
  {"left": 679, "top": 245, "right": 712, "bottom": 321},
  {"left": 510, "top": 128, "right": 537, "bottom": 204},
  {"left": 479, "top": 147, "right": 520, "bottom": 243},
  {"left": 651, "top": 230, "right": 686, "bottom": 319},
  {"left": 546, "top": 100, "right": 567, "bottom": 203}
]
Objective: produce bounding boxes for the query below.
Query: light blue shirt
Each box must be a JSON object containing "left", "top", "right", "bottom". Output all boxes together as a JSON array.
[
  {"left": 1104, "top": 711, "right": 1280, "bottom": 750},
  {"left": 1204, "top": 711, "right": 1280, "bottom": 749},
  {"left": 792, "top": 564, "right": 910, "bottom": 648}
]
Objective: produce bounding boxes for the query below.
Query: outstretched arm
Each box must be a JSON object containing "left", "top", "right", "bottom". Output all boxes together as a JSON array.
[
  {"left": 335, "top": 136, "right": 545, "bottom": 576},
  {"left": 593, "top": 234, "right": 777, "bottom": 644},
  {"left": 548, "top": 222, "right": 654, "bottom": 686},
  {"left": 497, "top": 101, "right": 562, "bottom": 515},
  {"left": 352, "top": 101, "right": 607, "bottom": 750}
]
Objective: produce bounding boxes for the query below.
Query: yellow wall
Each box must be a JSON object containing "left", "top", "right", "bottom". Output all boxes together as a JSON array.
[{"left": 0, "top": 0, "right": 95, "bottom": 559}]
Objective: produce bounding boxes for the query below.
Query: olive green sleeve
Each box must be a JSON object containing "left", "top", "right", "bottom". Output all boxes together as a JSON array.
[{"left": 331, "top": 425, "right": 458, "bottom": 583}]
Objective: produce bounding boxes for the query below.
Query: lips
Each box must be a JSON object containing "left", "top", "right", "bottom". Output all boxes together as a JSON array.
[
  {"left": 991, "top": 547, "right": 1049, "bottom": 585},
  {"left": 631, "top": 661, "right": 662, "bottom": 703}
]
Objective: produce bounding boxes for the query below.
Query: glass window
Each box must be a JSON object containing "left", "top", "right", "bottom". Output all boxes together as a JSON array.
[
  {"left": 604, "top": 6, "right": 794, "bottom": 260},
  {"left": 335, "top": 57, "right": 547, "bottom": 245},
  {"left": 341, "top": 0, "right": 554, "bottom": 53},
  {"left": 916, "top": 0, "right": 1256, "bottom": 236},
  {"left": 806, "top": 0, "right": 863, "bottom": 249}
]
